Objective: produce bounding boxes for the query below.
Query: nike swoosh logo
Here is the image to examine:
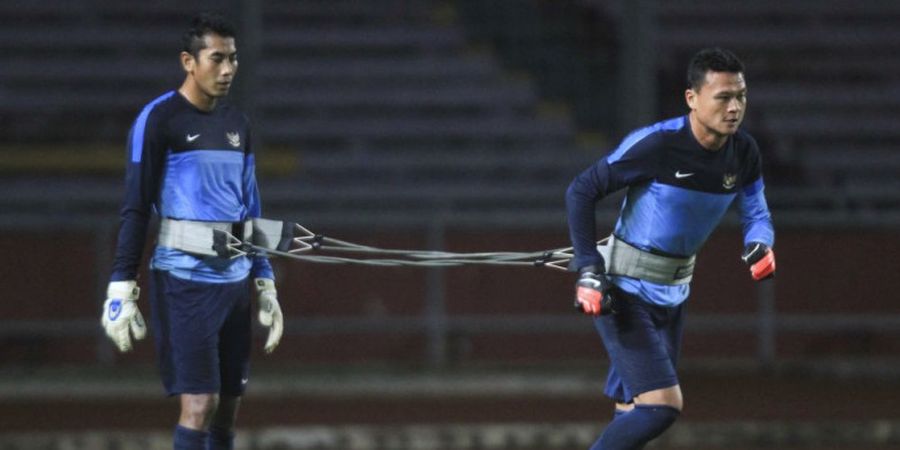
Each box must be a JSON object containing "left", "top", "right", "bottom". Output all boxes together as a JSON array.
[
  {"left": 675, "top": 171, "right": 695, "bottom": 179},
  {"left": 186, "top": 134, "right": 200, "bottom": 142}
]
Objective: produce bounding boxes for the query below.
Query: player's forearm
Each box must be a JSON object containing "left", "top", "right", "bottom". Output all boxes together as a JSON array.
[
  {"left": 243, "top": 165, "right": 274, "bottom": 279},
  {"left": 743, "top": 218, "right": 774, "bottom": 248},
  {"left": 110, "top": 210, "right": 151, "bottom": 281},
  {"left": 739, "top": 184, "right": 774, "bottom": 247},
  {"left": 565, "top": 179, "right": 605, "bottom": 271}
]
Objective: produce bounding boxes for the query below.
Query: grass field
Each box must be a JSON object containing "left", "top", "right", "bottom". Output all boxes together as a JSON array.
[{"left": 2, "top": 362, "right": 899, "bottom": 449}]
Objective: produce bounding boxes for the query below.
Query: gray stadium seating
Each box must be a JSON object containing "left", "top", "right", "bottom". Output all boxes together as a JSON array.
[
  {"left": 2, "top": 0, "right": 899, "bottom": 222},
  {"left": 0, "top": 0, "right": 591, "bottom": 225}
]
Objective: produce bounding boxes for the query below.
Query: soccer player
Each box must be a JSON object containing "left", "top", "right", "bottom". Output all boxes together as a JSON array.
[
  {"left": 565, "top": 48, "right": 776, "bottom": 450},
  {"left": 99, "top": 13, "right": 283, "bottom": 450}
]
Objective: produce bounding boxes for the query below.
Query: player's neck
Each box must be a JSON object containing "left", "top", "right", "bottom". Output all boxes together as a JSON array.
[
  {"left": 688, "top": 113, "right": 727, "bottom": 151},
  {"left": 178, "top": 81, "right": 218, "bottom": 112}
]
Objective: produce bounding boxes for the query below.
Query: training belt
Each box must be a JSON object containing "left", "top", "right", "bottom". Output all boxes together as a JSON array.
[
  {"left": 158, "top": 218, "right": 250, "bottom": 258},
  {"left": 158, "top": 218, "right": 313, "bottom": 259},
  {"left": 598, "top": 235, "right": 695, "bottom": 285}
]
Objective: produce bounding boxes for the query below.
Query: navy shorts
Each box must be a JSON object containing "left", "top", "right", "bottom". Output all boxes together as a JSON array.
[
  {"left": 593, "top": 289, "right": 684, "bottom": 403},
  {"left": 149, "top": 270, "right": 252, "bottom": 396}
]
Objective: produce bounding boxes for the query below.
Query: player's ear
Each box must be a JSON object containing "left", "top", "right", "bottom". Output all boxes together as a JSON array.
[
  {"left": 180, "top": 51, "right": 195, "bottom": 73},
  {"left": 684, "top": 88, "right": 697, "bottom": 110}
]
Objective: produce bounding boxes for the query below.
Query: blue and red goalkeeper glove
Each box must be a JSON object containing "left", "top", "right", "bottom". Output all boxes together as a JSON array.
[
  {"left": 741, "top": 242, "right": 776, "bottom": 281},
  {"left": 574, "top": 265, "right": 617, "bottom": 316}
]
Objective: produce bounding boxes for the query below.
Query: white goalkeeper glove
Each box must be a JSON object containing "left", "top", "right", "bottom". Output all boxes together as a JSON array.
[
  {"left": 101, "top": 280, "right": 147, "bottom": 352},
  {"left": 254, "top": 278, "right": 283, "bottom": 354}
]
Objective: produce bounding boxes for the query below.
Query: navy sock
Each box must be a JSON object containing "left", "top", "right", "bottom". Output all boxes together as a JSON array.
[
  {"left": 590, "top": 404, "right": 680, "bottom": 450},
  {"left": 174, "top": 425, "right": 208, "bottom": 450},
  {"left": 207, "top": 425, "right": 235, "bottom": 450}
]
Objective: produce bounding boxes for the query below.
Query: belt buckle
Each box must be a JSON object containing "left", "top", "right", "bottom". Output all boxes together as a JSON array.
[{"left": 231, "top": 221, "right": 246, "bottom": 241}]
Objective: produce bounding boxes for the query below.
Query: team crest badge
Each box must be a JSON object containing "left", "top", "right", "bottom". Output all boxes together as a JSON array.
[
  {"left": 722, "top": 173, "right": 737, "bottom": 189},
  {"left": 226, "top": 132, "right": 241, "bottom": 147}
]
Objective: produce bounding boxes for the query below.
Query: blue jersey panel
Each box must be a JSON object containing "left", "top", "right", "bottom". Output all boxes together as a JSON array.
[
  {"left": 151, "top": 247, "right": 252, "bottom": 283},
  {"left": 616, "top": 183, "right": 736, "bottom": 257},
  {"left": 160, "top": 150, "right": 247, "bottom": 221},
  {"left": 154, "top": 149, "right": 252, "bottom": 282},
  {"left": 607, "top": 116, "right": 685, "bottom": 165}
]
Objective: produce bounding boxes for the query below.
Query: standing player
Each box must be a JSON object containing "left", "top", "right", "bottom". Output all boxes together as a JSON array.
[
  {"left": 565, "top": 48, "right": 776, "bottom": 450},
  {"left": 99, "top": 13, "right": 283, "bottom": 450}
]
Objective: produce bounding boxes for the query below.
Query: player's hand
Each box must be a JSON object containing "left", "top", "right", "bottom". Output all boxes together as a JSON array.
[
  {"left": 574, "top": 265, "right": 616, "bottom": 316},
  {"left": 101, "top": 280, "right": 147, "bottom": 352},
  {"left": 254, "top": 278, "right": 283, "bottom": 353},
  {"left": 741, "top": 242, "right": 776, "bottom": 281}
]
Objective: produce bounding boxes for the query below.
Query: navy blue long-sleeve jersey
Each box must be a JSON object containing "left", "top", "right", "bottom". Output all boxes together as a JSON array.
[
  {"left": 110, "top": 91, "right": 274, "bottom": 283},
  {"left": 565, "top": 115, "right": 773, "bottom": 306}
]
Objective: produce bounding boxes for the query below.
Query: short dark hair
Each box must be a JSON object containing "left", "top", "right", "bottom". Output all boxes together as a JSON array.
[
  {"left": 181, "top": 12, "right": 236, "bottom": 57},
  {"left": 686, "top": 47, "right": 744, "bottom": 91}
]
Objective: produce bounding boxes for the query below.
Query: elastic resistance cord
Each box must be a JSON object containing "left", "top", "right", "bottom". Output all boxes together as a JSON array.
[{"left": 240, "top": 228, "right": 608, "bottom": 271}]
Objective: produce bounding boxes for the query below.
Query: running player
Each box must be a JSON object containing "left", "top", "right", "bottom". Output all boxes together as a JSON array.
[{"left": 565, "top": 47, "right": 776, "bottom": 450}]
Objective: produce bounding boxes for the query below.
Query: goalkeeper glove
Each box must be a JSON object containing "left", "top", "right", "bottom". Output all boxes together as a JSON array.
[
  {"left": 255, "top": 278, "right": 283, "bottom": 353},
  {"left": 574, "top": 265, "right": 617, "bottom": 316},
  {"left": 742, "top": 242, "right": 776, "bottom": 281},
  {"left": 101, "top": 280, "right": 147, "bottom": 352}
]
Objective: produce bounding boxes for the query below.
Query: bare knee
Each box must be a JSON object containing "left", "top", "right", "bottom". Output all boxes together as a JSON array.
[
  {"left": 634, "top": 385, "right": 683, "bottom": 411},
  {"left": 179, "top": 393, "right": 219, "bottom": 430}
]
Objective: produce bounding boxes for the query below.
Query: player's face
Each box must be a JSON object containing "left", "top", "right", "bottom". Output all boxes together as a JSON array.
[
  {"left": 187, "top": 34, "right": 238, "bottom": 98},
  {"left": 686, "top": 71, "right": 746, "bottom": 137}
]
